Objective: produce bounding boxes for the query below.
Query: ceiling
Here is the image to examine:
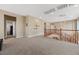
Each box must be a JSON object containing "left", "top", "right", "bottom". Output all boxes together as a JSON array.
[{"left": 0, "top": 4, "right": 79, "bottom": 23}]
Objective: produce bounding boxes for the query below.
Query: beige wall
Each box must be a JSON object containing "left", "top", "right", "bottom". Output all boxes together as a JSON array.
[
  {"left": 50, "top": 20, "right": 76, "bottom": 35},
  {"left": 16, "top": 16, "right": 25, "bottom": 38},
  {"left": 52, "top": 20, "right": 75, "bottom": 30},
  {"left": 0, "top": 10, "right": 4, "bottom": 39},
  {"left": 0, "top": 10, "right": 25, "bottom": 39},
  {"left": 0, "top": 10, "right": 45, "bottom": 39},
  {"left": 0, "top": 9, "right": 76, "bottom": 39},
  {"left": 25, "top": 16, "right": 44, "bottom": 37}
]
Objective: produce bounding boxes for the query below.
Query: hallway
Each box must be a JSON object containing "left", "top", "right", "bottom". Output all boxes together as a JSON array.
[{"left": 0, "top": 36, "right": 79, "bottom": 55}]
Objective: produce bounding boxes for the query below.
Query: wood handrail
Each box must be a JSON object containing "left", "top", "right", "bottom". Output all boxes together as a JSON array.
[
  {"left": 45, "top": 28, "right": 78, "bottom": 44},
  {"left": 46, "top": 29, "right": 79, "bottom": 31}
]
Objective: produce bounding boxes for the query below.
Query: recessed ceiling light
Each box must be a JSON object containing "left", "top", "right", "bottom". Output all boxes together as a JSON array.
[
  {"left": 59, "top": 14, "right": 66, "bottom": 17},
  {"left": 50, "top": 12, "right": 54, "bottom": 14},
  {"left": 51, "top": 13, "right": 54, "bottom": 14},
  {"left": 66, "top": 16, "right": 73, "bottom": 18},
  {"left": 39, "top": 17, "right": 42, "bottom": 19},
  {"left": 73, "top": 4, "right": 79, "bottom": 7}
]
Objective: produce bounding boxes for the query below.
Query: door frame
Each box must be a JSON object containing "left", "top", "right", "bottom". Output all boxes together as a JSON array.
[{"left": 4, "top": 15, "right": 16, "bottom": 38}]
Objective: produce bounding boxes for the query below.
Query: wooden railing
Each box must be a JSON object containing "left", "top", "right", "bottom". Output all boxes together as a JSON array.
[{"left": 44, "top": 29, "right": 79, "bottom": 44}]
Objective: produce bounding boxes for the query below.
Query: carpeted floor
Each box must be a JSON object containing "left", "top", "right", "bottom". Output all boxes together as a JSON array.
[{"left": 0, "top": 36, "right": 79, "bottom": 55}]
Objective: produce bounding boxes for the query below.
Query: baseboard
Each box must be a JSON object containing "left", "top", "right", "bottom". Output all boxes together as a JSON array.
[
  {"left": 16, "top": 36, "right": 24, "bottom": 38},
  {"left": 27, "top": 33, "right": 43, "bottom": 38}
]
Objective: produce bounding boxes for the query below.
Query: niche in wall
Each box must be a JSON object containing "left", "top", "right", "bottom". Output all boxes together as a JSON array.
[{"left": 4, "top": 15, "right": 16, "bottom": 38}]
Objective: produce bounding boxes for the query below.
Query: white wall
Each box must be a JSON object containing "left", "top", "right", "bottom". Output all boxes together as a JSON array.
[{"left": 13, "top": 21, "right": 16, "bottom": 36}]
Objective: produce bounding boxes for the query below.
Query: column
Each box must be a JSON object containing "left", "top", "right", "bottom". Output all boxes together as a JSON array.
[{"left": 44, "top": 22, "right": 46, "bottom": 37}]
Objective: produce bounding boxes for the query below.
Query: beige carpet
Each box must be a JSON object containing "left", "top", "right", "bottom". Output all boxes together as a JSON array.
[{"left": 0, "top": 36, "right": 79, "bottom": 55}]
